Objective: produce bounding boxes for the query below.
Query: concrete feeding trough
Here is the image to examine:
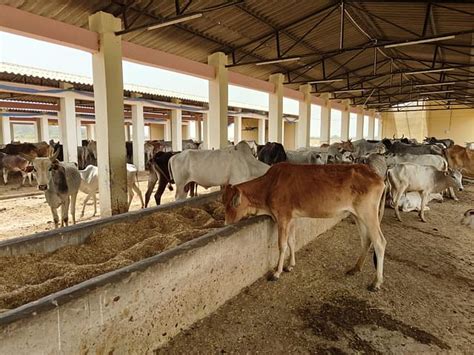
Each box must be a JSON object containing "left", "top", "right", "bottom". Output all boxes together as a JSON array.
[{"left": 0, "top": 192, "right": 341, "bottom": 353}]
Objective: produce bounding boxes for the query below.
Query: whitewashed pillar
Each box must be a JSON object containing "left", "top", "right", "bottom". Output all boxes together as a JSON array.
[
  {"left": 37, "top": 116, "right": 50, "bottom": 142},
  {"left": 202, "top": 113, "right": 209, "bottom": 149},
  {"left": 208, "top": 52, "right": 229, "bottom": 149},
  {"left": 368, "top": 109, "right": 375, "bottom": 140},
  {"left": 320, "top": 94, "right": 331, "bottom": 145},
  {"left": 233, "top": 115, "right": 242, "bottom": 144},
  {"left": 131, "top": 102, "right": 145, "bottom": 170},
  {"left": 296, "top": 84, "right": 311, "bottom": 148},
  {"left": 257, "top": 118, "right": 266, "bottom": 145},
  {"left": 59, "top": 91, "right": 78, "bottom": 163},
  {"left": 0, "top": 115, "right": 11, "bottom": 144},
  {"left": 87, "top": 124, "right": 96, "bottom": 140},
  {"left": 268, "top": 73, "right": 284, "bottom": 143},
  {"left": 171, "top": 99, "right": 182, "bottom": 151},
  {"left": 89, "top": 11, "right": 128, "bottom": 216},
  {"left": 341, "top": 99, "right": 350, "bottom": 140},
  {"left": 356, "top": 106, "right": 364, "bottom": 140},
  {"left": 164, "top": 120, "right": 171, "bottom": 141}
]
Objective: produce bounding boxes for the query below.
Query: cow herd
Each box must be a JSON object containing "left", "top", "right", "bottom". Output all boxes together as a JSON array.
[{"left": 0, "top": 134, "right": 473, "bottom": 290}]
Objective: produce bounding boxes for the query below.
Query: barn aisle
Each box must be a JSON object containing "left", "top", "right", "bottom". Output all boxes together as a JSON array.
[{"left": 159, "top": 184, "right": 474, "bottom": 353}]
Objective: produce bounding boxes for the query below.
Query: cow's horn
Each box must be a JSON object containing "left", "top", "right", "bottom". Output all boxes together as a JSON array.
[{"left": 50, "top": 148, "right": 60, "bottom": 162}]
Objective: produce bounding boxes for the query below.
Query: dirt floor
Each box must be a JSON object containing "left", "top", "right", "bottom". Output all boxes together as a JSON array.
[
  {"left": 160, "top": 183, "right": 474, "bottom": 354},
  {"left": 0, "top": 172, "right": 216, "bottom": 240},
  {"left": 0, "top": 200, "right": 224, "bottom": 311}
]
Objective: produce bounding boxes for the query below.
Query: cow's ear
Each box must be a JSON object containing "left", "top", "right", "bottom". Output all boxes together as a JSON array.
[{"left": 232, "top": 190, "right": 241, "bottom": 208}]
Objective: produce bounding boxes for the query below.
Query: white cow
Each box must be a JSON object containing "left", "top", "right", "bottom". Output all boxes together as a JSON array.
[
  {"left": 385, "top": 153, "right": 448, "bottom": 171},
  {"left": 169, "top": 141, "right": 269, "bottom": 200},
  {"left": 352, "top": 139, "right": 386, "bottom": 158},
  {"left": 387, "top": 163, "right": 463, "bottom": 222},
  {"left": 31, "top": 151, "right": 81, "bottom": 228},
  {"left": 396, "top": 192, "right": 443, "bottom": 212},
  {"left": 78, "top": 164, "right": 144, "bottom": 217},
  {"left": 385, "top": 153, "right": 460, "bottom": 200},
  {"left": 286, "top": 150, "right": 324, "bottom": 164}
]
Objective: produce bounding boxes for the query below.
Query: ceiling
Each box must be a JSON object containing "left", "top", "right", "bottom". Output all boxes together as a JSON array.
[{"left": 3, "top": 0, "right": 474, "bottom": 110}]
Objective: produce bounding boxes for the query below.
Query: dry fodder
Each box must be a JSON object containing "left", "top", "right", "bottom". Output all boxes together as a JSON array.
[{"left": 0, "top": 202, "right": 225, "bottom": 311}]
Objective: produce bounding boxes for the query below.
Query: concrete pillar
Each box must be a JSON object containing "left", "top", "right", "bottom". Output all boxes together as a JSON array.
[
  {"left": 59, "top": 92, "right": 78, "bottom": 163},
  {"left": 320, "top": 94, "right": 331, "bottom": 145},
  {"left": 37, "top": 116, "right": 50, "bottom": 142},
  {"left": 89, "top": 11, "right": 128, "bottom": 216},
  {"left": 131, "top": 103, "right": 145, "bottom": 170},
  {"left": 183, "top": 123, "right": 191, "bottom": 140},
  {"left": 257, "top": 118, "right": 266, "bottom": 145},
  {"left": 202, "top": 113, "right": 209, "bottom": 149},
  {"left": 268, "top": 73, "right": 284, "bottom": 143},
  {"left": 164, "top": 120, "right": 171, "bottom": 141},
  {"left": 87, "top": 124, "right": 95, "bottom": 140},
  {"left": 368, "top": 109, "right": 375, "bottom": 139},
  {"left": 296, "top": 84, "right": 311, "bottom": 149},
  {"left": 171, "top": 99, "right": 182, "bottom": 151},
  {"left": 76, "top": 119, "right": 83, "bottom": 144},
  {"left": 356, "top": 106, "right": 364, "bottom": 140},
  {"left": 196, "top": 117, "right": 202, "bottom": 141},
  {"left": 233, "top": 115, "right": 242, "bottom": 144},
  {"left": 208, "top": 52, "right": 228, "bottom": 149},
  {"left": 124, "top": 124, "right": 131, "bottom": 142},
  {"left": 0, "top": 115, "right": 11, "bottom": 144},
  {"left": 341, "top": 100, "right": 350, "bottom": 141}
]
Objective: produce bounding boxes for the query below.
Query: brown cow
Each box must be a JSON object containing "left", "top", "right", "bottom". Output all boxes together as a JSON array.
[
  {"left": 445, "top": 145, "right": 474, "bottom": 179},
  {"left": 223, "top": 163, "right": 387, "bottom": 291},
  {"left": 0, "top": 141, "right": 52, "bottom": 158}
]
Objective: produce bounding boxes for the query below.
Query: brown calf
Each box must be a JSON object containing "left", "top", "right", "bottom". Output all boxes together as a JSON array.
[{"left": 223, "top": 163, "right": 387, "bottom": 291}]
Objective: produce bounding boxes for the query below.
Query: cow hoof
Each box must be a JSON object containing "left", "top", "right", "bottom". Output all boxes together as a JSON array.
[
  {"left": 367, "top": 283, "right": 380, "bottom": 292},
  {"left": 268, "top": 274, "right": 280, "bottom": 282},
  {"left": 283, "top": 266, "right": 294, "bottom": 272}
]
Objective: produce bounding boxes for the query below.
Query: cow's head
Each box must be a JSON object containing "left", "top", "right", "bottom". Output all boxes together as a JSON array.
[
  {"left": 222, "top": 185, "right": 250, "bottom": 225},
  {"left": 31, "top": 149, "right": 60, "bottom": 191},
  {"left": 445, "top": 169, "right": 463, "bottom": 192}
]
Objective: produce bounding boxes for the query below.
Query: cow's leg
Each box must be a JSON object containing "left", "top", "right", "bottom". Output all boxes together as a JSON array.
[
  {"left": 81, "top": 194, "right": 90, "bottom": 217},
  {"left": 132, "top": 183, "right": 144, "bottom": 208},
  {"left": 284, "top": 219, "right": 296, "bottom": 272},
  {"left": 70, "top": 193, "right": 77, "bottom": 225},
  {"left": 3, "top": 168, "right": 8, "bottom": 185},
  {"left": 154, "top": 177, "right": 167, "bottom": 206},
  {"left": 419, "top": 191, "right": 429, "bottom": 223},
  {"left": 61, "top": 197, "right": 70, "bottom": 227},
  {"left": 393, "top": 186, "right": 406, "bottom": 222},
  {"left": 175, "top": 183, "right": 188, "bottom": 200},
  {"left": 92, "top": 193, "right": 97, "bottom": 216},
  {"left": 144, "top": 172, "right": 158, "bottom": 207},
  {"left": 448, "top": 187, "right": 458, "bottom": 201},
  {"left": 359, "top": 209, "right": 386, "bottom": 291},
  {"left": 50, "top": 206, "right": 60, "bottom": 228},
  {"left": 271, "top": 219, "right": 290, "bottom": 281},
  {"left": 20, "top": 171, "right": 27, "bottom": 187},
  {"left": 128, "top": 183, "right": 134, "bottom": 209},
  {"left": 27, "top": 172, "right": 33, "bottom": 186},
  {"left": 346, "top": 217, "right": 371, "bottom": 275}
]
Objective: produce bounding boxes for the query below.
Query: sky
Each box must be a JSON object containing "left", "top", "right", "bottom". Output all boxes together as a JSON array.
[{"left": 0, "top": 31, "right": 377, "bottom": 140}]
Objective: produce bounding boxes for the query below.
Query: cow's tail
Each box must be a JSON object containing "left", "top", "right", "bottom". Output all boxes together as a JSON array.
[
  {"left": 167, "top": 159, "right": 175, "bottom": 190},
  {"left": 378, "top": 182, "right": 388, "bottom": 224}
]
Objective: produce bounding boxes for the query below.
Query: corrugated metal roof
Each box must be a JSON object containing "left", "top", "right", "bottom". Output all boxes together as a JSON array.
[
  {"left": 0, "top": 62, "right": 207, "bottom": 103},
  {"left": 2, "top": 1, "right": 474, "bottom": 108}
]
